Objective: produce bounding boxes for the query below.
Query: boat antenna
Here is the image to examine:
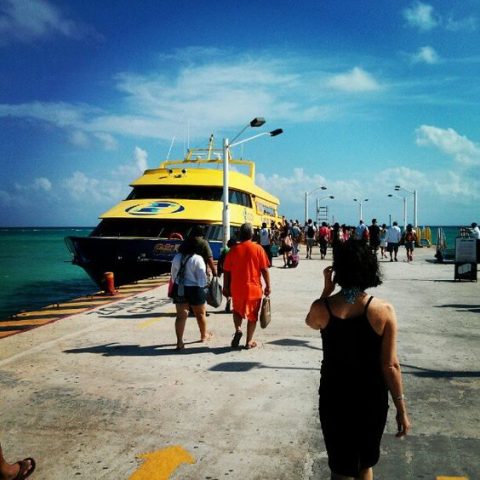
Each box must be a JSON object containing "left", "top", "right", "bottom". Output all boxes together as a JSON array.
[
  {"left": 207, "top": 134, "right": 214, "bottom": 160},
  {"left": 166, "top": 136, "right": 175, "bottom": 161}
]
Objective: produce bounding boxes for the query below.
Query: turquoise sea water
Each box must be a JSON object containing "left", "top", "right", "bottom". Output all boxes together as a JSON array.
[
  {"left": 0, "top": 225, "right": 464, "bottom": 321},
  {"left": 0, "top": 227, "right": 96, "bottom": 320}
]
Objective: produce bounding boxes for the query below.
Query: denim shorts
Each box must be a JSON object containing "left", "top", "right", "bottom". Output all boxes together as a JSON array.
[{"left": 172, "top": 284, "right": 206, "bottom": 306}]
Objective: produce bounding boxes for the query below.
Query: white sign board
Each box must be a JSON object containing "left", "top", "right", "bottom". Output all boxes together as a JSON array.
[{"left": 455, "top": 238, "right": 477, "bottom": 263}]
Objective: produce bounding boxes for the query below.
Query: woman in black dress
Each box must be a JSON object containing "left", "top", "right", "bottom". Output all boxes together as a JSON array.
[{"left": 306, "top": 240, "right": 410, "bottom": 479}]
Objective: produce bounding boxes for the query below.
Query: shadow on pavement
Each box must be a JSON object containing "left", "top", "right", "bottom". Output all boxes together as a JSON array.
[
  {"left": 64, "top": 342, "right": 232, "bottom": 356},
  {"left": 436, "top": 303, "right": 480, "bottom": 313},
  {"left": 267, "top": 338, "right": 322, "bottom": 350},
  {"left": 209, "top": 361, "right": 320, "bottom": 372},
  {"left": 401, "top": 363, "right": 480, "bottom": 378}
]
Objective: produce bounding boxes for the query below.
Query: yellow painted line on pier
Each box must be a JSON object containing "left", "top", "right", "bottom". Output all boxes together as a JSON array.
[
  {"left": 436, "top": 477, "right": 469, "bottom": 479},
  {"left": 0, "top": 330, "right": 22, "bottom": 338},
  {"left": 129, "top": 446, "right": 195, "bottom": 480},
  {"left": 137, "top": 318, "right": 164, "bottom": 329},
  {"left": 0, "top": 318, "right": 54, "bottom": 327},
  {"left": 0, "top": 276, "right": 169, "bottom": 340}
]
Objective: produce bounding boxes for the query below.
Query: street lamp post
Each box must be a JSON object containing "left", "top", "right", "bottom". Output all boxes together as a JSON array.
[
  {"left": 388, "top": 194, "right": 407, "bottom": 229},
  {"left": 353, "top": 198, "right": 368, "bottom": 222},
  {"left": 305, "top": 186, "right": 327, "bottom": 224},
  {"left": 316, "top": 195, "right": 334, "bottom": 223},
  {"left": 395, "top": 185, "right": 417, "bottom": 228},
  {"left": 223, "top": 118, "right": 283, "bottom": 247}
]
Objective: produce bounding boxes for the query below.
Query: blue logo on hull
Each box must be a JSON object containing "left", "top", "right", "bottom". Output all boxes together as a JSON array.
[{"left": 126, "top": 201, "right": 185, "bottom": 215}]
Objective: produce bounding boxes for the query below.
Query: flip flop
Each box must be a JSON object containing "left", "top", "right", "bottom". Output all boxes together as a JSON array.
[
  {"left": 14, "top": 457, "right": 36, "bottom": 480},
  {"left": 231, "top": 331, "right": 243, "bottom": 348}
]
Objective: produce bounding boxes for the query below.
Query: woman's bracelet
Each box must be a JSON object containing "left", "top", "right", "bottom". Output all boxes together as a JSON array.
[{"left": 395, "top": 394, "right": 405, "bottom": 401}]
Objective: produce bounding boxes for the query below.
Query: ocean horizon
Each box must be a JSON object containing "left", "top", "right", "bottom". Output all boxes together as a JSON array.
[{"left": 0, "top": 225, "right": 465, "bottom": 320}]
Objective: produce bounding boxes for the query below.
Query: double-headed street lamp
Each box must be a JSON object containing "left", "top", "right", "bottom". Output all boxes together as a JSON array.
[
  {"left": 305, "top": 186, "right": 327, "bottom": 224},
  {"left": 395, "top": 185, "right": 418, "bottom": 228},
  {"left": 353, "top": 198, "right": 368, "bottom": 222},
  {"left": 387, "top": 193, "right": 407, "bottom": 229},
  {"left": 223, "top": 117, "right": 283, "bottom": 247}
]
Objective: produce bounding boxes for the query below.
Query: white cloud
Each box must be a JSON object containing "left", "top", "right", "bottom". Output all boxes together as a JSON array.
[
  {"left": 0, "top": 0, "right": 102, "bottom": 45},
  {"left": 416, "top": 125, "right": 480, "bottom": 166},
  {"left": 94, "top": 132, "right": 118, "bottom": 150},
  {"left": 70, "top": 130, "right": 90, "bottom": 148},
  {"left": 326, "top": 67, "right": 381, "bottom": 92},
  {"left": 0, "top": 101, "right": 94, "bottom": 127},
  {"left": 412, "top": 46, "right": 440, "bottom": 64},
  {"left": 446, "top": 15, "right": 477, "bottom": 32},
  {"left": 0, "top": 56, "right": 336, "bottom": 142},
  {"left": 61, "top": 170, "right": 126, "bottom": 206},
  {"left": 403, "top": 2, "right": 439, "bottom": 31},
  {"left": 34, "top": 177, "right": 52, "bottom": 191},
  {"left": 114, "top": 147, "right": 149, "bottom": 179},
  {"left": 14, "top": 176, "right": 52, "bottom": 192},
  {"left": 134, "top": 146, "right": 148, "bottom": 172}
]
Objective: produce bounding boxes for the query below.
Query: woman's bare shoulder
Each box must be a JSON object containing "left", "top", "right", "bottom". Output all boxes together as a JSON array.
[
  {"left": 306, "top": 297, "right": 329, "bottom": 330},
  {"left": 367, "top": 297, "right": 397, "bottom": 334}
]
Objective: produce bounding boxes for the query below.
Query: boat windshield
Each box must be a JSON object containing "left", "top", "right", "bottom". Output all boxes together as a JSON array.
[
  {"left": 126, "top": 186, "right": 252, "bottom": 207},
  {"left": 91, "top": 219, "right": 225, "bottom": 241}
]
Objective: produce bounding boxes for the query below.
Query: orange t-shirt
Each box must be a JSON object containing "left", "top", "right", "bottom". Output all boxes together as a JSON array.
[{"left": 223, "top": 240, "right": 269, "bottom": 300}]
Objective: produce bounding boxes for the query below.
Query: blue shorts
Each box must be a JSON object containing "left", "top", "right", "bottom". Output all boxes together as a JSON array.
[{"left": 172, "top": 284, "right": 206, "bottom": 306}]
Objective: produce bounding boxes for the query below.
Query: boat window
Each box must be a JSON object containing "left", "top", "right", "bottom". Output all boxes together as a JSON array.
[
  {"left": 207, "top": 225, "right": 223, "bottom": 241},
  {"left": 92, "top": 219, "right": 226, "bottom": 242},
  {"left": 126, "top": 186, "right": 223, "bottom": 201},
  {"left": 126, "top": 185, "right": 252, "bottom": 207},
  {"left": 255, "top": 201, "right": 276, "bottom": 216},
  {"left": 228, "top": 190, "right": 252, "bottom": 207}
]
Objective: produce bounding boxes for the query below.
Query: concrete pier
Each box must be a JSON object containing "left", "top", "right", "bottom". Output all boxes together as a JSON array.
[{"left": 0, "top": 247, "right": 478, "bottom": 479}]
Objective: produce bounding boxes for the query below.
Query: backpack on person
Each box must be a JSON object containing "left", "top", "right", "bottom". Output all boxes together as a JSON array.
[{"left": 307, "top": 225, "right": 315, "bottom": 238}]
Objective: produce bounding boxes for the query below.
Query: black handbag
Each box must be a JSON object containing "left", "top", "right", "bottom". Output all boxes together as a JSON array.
[{"left": 206, "top": 277, "right": 223, "bottom": 308}]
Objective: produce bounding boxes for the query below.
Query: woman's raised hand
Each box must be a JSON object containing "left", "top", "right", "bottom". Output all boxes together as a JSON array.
[{"left": 322, "top": 266, "right": 336, "bottom": 298}]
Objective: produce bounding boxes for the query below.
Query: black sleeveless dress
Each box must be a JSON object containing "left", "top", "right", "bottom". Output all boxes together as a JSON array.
[{"left": 319, "top": 296, "right": 388, "bottom": 477}]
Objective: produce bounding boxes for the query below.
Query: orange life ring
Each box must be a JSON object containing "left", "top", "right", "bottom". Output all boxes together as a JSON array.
[{"left": 169, "top": 232, "right": 184, "bottom": 240}]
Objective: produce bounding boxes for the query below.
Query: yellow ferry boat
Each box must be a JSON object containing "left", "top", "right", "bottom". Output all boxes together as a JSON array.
[{"left": 65, "top": 135, "right": 281, "bottom": 286}]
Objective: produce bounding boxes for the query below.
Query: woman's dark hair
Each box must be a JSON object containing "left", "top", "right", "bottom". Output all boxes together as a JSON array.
[
  {"left": 332, "top": 239, "right": 382, "bottom": 289},
  {"left": 178, "top": 237, "right": 197, "bottom": 255}
]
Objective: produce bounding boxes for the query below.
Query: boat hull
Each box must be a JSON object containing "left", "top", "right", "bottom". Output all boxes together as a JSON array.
[{"left": 65, "top": 235, "right": 222, "bottom": 287}]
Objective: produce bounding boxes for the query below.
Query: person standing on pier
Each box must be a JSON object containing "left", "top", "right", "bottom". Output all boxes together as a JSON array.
[
  {"left": 386, "top": 221, "right": 402, "bottom": 262},
  {"left": 379, "top": 224, "right": 388, "bottom": 259},
  {"left": 171, "top": 239, "right": 212, "bottom": 350},
  {"left": 317, "top": 222, "right": 330, "bottom": 260},
  {"left": 403, "top": 224, "right": 417, "bottom": 262},
  {"left": 259, "top": 222, "right": 273, "bottom": 267},
  {"left": 306, "top": 239, "right": 410, "bottom": 480},
  {"left": 369, "top": 219, "right": 380, "bottom": 254},
  {"left": 305, "top": 219, "right": 317, "bottom": 259},
  {"left": 222, "top": 223, "right": 271, "bottom": 349}
]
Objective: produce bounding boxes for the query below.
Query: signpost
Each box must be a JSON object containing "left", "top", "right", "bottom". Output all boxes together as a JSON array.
[{"left": 454, "top": 238, "right": 477, "bottom": 281}]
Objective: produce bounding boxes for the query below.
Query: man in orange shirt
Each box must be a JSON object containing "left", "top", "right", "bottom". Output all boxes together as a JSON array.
[{"left": 223, "top": 223, "right": 271, "bottom": 349}]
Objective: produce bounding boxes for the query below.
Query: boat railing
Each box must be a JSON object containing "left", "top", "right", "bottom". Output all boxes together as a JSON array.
[{"left": 159, "top": 156, "right": 256, "bottom": 179}]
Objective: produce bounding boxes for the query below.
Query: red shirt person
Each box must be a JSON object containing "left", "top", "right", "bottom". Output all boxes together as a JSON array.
[{"left": 223, "top": 223, "right": 271, "bottom": 349}]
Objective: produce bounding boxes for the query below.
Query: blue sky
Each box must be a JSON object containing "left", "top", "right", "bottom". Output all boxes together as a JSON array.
[{"left": 1, "top": 0, "right": 479, "bottom": 227}]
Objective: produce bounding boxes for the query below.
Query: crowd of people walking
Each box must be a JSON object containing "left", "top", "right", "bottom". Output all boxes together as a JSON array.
[{"left": 264, "top": 217, "right": 420, "bottom": 264}]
